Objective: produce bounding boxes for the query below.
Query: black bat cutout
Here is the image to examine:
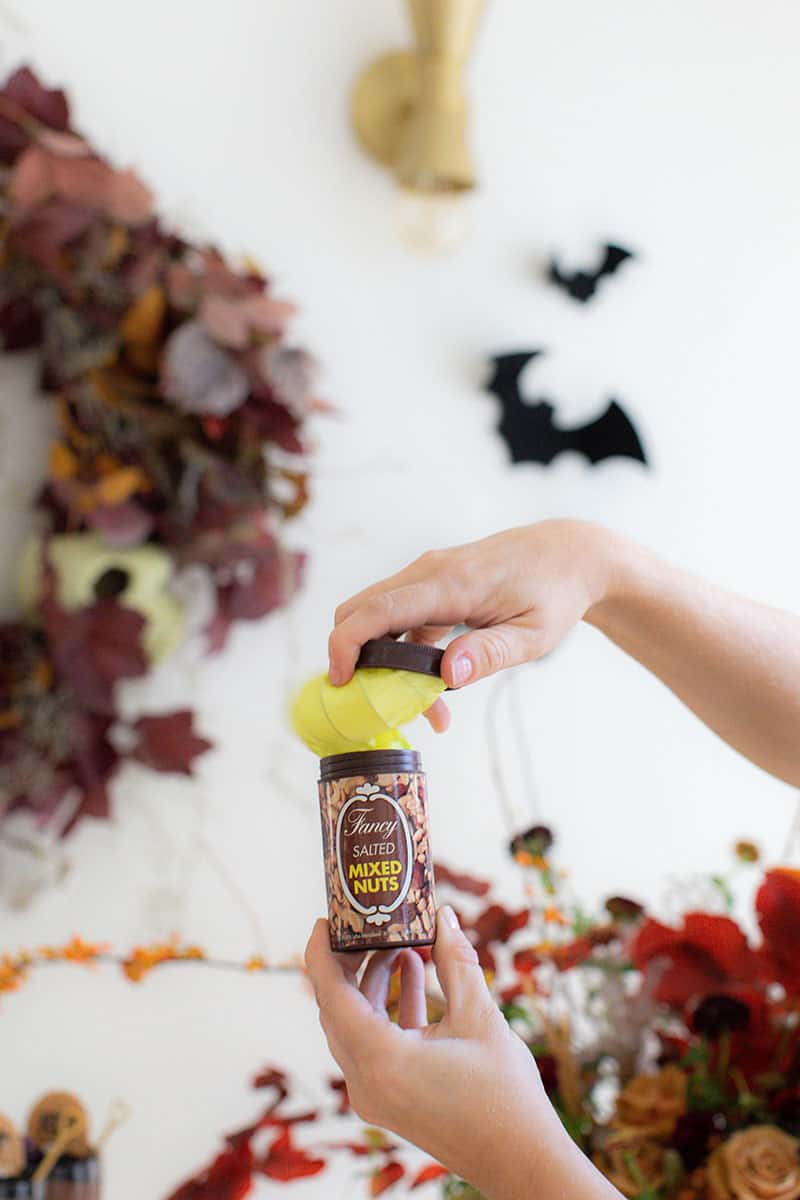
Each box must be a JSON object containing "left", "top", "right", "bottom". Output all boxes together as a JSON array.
[
  {"left": 548, "top": 242, "right": 634, "bottom": 303},
  {"left": 486, "top": 351, "right": 647, "bottom": 467}
]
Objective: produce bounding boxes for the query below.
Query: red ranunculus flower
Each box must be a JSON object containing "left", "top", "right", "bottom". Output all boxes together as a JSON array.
[
  {"left": 756, "top": 869, "right": 800, "bottom": 992},
  {"left": 631, "top": 912, "right": 762, "bottom": 1010}
]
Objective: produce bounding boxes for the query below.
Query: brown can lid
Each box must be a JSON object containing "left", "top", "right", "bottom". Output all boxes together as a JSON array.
[
  {"left": 320, "top": 748, "right": 422, "bottom": 781},
  {"left": 355, "top": 637, "right": 444, "bottom": 679}
]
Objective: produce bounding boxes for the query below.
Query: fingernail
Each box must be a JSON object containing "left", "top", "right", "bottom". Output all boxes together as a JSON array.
[
  {"left": 440, "top": 905, "right": 460, "bottom": 930},
  {"left": 328, "top": 664, "right": 342, "bottom": 686},
  {"left": 451, "top": 655, "right": 473, "bottom": 686}
]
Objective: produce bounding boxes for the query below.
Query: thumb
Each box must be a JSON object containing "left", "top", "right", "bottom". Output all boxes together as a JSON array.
[
  {"left": 441, "top": 623, "right": 540, "bottom": 689},
  {"left": 433, "top": 906, "right": 497, "bottom": 1032}
]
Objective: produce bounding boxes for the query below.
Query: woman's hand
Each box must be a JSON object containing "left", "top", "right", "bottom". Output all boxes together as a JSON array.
[
  {"left": 328, "top": 521, "right": 617, "bottom": 727},
  {"left": 305, "top": 908, "right": 621, "bottom": 1200}
]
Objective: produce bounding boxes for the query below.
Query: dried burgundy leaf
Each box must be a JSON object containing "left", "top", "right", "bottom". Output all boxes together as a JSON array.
[
  {"left": 240, "top": 398, "right": 303, "bottom": 454},
  {"left": 64, "top": 712, "right": 119, "bottom": 829},
  {"left": 9, "top": 200, "right": 96, "bottom": 273},
  {"left": 4, "top": 66, "right": 69, "bottom": 130},
  {"left": 222, "top": 549, "right": 304, "bottom": 623},
  {"left": 46, "top": 598, "right": 149, "bottom": 714},
  {"left": 129, "top": 711, "right": 212, "bottom": 775},
  {"left": 0, "top": 67, "right": 69, "bottom": 164},
  {"left": 0, "top": 295, "right": 43, "bottom": 350},
  {"left": 162, "top": 321, "right": 249, "bottom": 416}
]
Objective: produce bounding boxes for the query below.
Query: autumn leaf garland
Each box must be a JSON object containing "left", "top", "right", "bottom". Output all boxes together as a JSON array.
[{"left": 0, "top": 65, "right": 317, "bottom": 839}]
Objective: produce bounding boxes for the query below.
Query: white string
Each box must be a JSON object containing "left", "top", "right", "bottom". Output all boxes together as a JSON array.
[
  {"left": 780, "top": 791, "right": 800, "bottom": 863},
  {"left": 486, "top": 667, "right": 544, "bottom": 841}
]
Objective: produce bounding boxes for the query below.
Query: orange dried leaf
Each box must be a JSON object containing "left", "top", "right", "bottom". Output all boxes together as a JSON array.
[
  {"left": 95, "top": 465, "right": 149, "bottom": 507},
  {"left": 121, "top": 284, "right": 166, "bottom": 372},
  {"left": 49, "top": 440, "right": 79, "bottom": 480}
]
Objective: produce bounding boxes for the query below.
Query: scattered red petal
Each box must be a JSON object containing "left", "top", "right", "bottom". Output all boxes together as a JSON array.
[
  {"left": 259, "top": 1130, "right": 326, "bottom": 1182},
  {"left": 411, "top": 1163, "right": 448, "bottom": 1188},
  {"left": 370, "top": 1161, "right": 405, "bottom": 1197}
]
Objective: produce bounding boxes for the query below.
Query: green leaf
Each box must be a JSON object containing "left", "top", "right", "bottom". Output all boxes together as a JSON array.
[{"left": 710, "top": 874, "right": 735, "bottom": 911}]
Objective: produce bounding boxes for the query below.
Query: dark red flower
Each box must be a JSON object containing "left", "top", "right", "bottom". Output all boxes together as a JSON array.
[
  {"left": 755, "top": 869, "right": 800, "bottom": 991},
  {"left": 691, "top": 993, "right": 752, "bottom": 1037},
  {"left": 630, "top": 912, "right": 761, "bottom": 1010},
  {"left": 672, "top": 1111, "right": 722, "bottom": 1171}
]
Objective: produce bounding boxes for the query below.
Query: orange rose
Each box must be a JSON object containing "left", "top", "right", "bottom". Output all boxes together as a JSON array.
[
  {"left": 612, "top": 1065, "right": 688, "bottom": 1141},
  {"left": 594, "top": 1139, "right": 671, "bottom": 1198},
  {"left": 708, "top": 1126, "right": 800, "bottom": 1200}
]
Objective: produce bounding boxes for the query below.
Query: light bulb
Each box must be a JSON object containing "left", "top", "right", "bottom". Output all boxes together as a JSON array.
[{"left": 392, "top": 188, "right": 472, "bottom": 256}]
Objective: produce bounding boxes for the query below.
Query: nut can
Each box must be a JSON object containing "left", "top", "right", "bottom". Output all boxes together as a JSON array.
[{"left": 319, "top": 749, "right": 436, "bottom": 952}]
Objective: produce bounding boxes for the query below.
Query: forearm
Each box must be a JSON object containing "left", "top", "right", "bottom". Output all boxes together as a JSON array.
[
  {"left": 585, "top": 529, "right": 800, "bottom": 786},
  {"left": 473, "top": 1104, "right": 622, "bottom": 1200}
]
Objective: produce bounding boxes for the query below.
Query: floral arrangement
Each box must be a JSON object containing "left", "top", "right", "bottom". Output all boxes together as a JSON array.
[
  {"left": 155, "top": 838, "right": 800, "bottom": 1199},
  {"left": 0, "top": 67, "right": 315, "bottom": 842}
]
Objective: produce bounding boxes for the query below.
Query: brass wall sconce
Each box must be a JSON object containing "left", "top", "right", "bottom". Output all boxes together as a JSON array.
[{"left": 351, "top": 0, "right": 486, "bottom": 253}]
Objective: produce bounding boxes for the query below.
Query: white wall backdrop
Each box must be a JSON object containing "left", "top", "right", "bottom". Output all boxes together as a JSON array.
[{"left": 2, "top": 1, "right": 800, "bottom": 1195}]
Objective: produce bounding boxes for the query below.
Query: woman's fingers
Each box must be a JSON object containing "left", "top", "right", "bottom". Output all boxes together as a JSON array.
[
  {"left": 305, "top": 920, "right": 376, "bottom": 1047},
  {"left": 424, "top": 696, "right": 451, "bottom": 732},
  {"left": 440, "top": 622, "right": 542, "bottom": 688},
  {"left": 360, "top": 949, "right": 401, "bottom": 1014},
  {"left": 396, "top": 950, "right": 428, "bottom": 1030},
  {"left": 432, "top": 907, "right": 498, "bottom": 1035},
  {"left": 329, "top": 582, "right": 466, "bottom": 685}
]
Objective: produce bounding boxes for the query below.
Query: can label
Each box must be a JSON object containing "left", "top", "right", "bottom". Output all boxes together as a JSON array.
[
  {"left": 335, "top": 783, "right": 413, "bottom": 924},
  {"left": 319, "top": 770, "right": 435, "bottom": 951}
]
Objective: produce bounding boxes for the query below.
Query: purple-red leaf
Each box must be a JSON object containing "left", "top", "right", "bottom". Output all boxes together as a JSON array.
[
  {"left": 46, "top": 598, "right": 148, "bottom": 715},
  {"left": 129, "top": 711, "right": 212, "bottom": 775},
  {"left": 162, "top": 321, "right": 249, "bottom": 416},
  {"left": 0, "top": 67, "right": 69, "bottom": 164}
]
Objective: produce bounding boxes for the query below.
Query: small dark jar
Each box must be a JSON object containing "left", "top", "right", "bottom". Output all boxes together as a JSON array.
[
  {"left": 319, "top": 748, "right": 436, "bottom": 952},
  {"left": 43, "top": 1157, "right": 99, "bottom": 1200},
  {"left": 0, "top": 1181, "right": 45, "bottom": 1199}
]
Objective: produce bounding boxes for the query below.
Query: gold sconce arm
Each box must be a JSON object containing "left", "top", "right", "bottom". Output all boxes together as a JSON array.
[{"left": 351, "top": 0, "right": 486, "bottom": 195}]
